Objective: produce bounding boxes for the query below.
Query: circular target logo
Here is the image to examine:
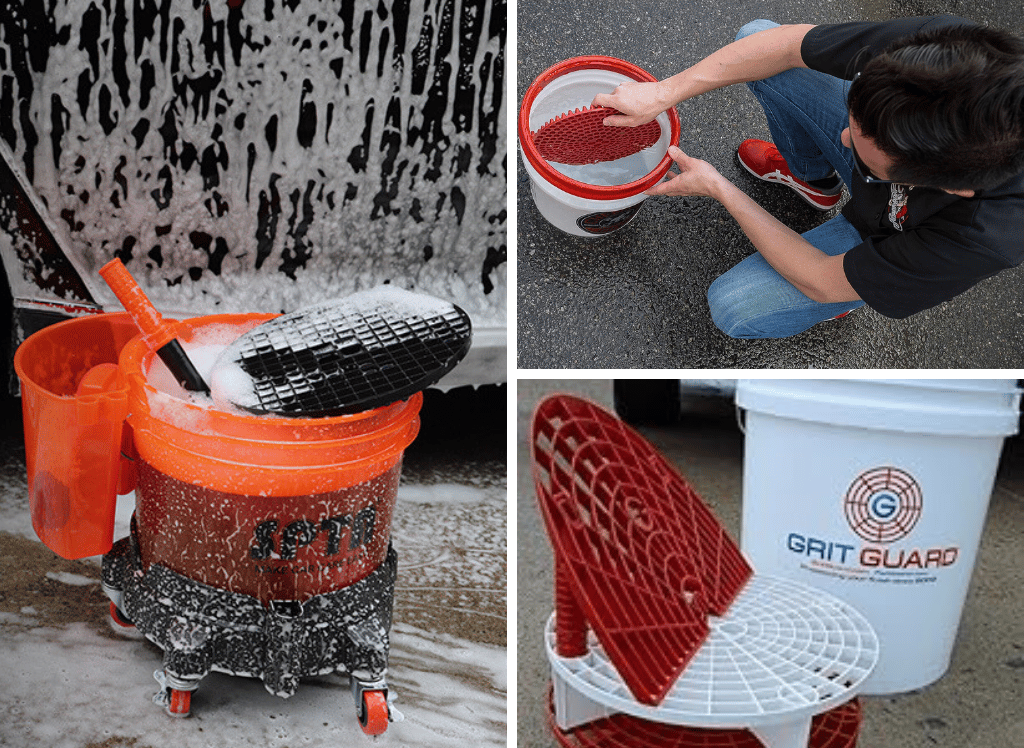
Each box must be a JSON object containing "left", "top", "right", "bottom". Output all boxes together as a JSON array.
[{"left": 844, "top": 467, "right": 923, "bottom": 544}]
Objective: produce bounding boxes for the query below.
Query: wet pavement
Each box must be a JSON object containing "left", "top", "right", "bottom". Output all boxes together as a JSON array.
[
  {"left": 0, "top": 386, "right": 506, "bottom": 748},
  {"left": 517, "top": 0, "right": 1024, "bottom": 368},
  {"left": 517, "top": 379, "right": 1024, "bottom": 748}
]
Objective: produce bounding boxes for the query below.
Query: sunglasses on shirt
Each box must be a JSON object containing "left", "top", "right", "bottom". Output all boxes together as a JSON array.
[{"left": 849, "top": 135, "right": 899, "bottom": 185}]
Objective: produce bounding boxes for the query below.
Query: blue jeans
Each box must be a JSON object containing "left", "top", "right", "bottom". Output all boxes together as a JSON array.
[{"left": 706, "top": 19, "right": 866, "bottom": 339}]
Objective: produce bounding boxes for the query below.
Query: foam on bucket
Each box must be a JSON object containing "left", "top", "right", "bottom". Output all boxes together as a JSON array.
[{"left": 519, "top": 56, "right": 681, "bottom": 237}]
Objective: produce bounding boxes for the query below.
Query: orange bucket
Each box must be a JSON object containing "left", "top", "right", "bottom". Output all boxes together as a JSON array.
[
  {"left": 14, "top": 313, "right": 139, "bottom": 559},
  {"left": 118, "top": 313, "right": 422, "bottom": 601}
]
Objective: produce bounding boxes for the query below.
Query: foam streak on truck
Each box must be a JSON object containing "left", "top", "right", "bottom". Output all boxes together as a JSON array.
[{"left": 0, "top": 0, "right": 507, "bottom": 388}]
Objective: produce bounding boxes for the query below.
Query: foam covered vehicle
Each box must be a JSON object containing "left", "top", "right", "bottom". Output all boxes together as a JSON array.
[{"left": 0, "top": 0, "right": 506, "bottom": 389}]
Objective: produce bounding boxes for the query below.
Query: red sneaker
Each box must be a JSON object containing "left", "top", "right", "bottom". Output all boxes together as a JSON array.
[{"left": 737, "top": 139, "right": 844, "bottom": 211}]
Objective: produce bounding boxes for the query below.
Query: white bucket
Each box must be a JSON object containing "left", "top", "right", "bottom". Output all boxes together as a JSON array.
[
  {"left": 736, "top": 379, "right": 1021, "bottom": 695},
  {"left": 518, "top": 56, "right": 680, "bottom": 237}
]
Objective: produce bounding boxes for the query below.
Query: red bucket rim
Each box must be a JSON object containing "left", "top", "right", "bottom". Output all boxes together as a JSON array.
[{"left": 518, "top": 55, "right": 680, "bottom": 201}]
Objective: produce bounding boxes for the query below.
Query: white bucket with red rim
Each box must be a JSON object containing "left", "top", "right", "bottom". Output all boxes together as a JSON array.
[{"left": 518, "top": 56, "right": 680, "bottom": 237}]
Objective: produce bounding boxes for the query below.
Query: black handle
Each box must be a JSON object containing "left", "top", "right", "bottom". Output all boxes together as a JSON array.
[{"left": 157, "top": 339, "right": 210, "bottom": 394}]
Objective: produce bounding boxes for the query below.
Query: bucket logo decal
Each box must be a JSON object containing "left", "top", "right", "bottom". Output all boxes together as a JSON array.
[
  {"left": 250, "top": 505, "right": 377, "bottom": 562},
  {"left": 785, "top": 464, "right": 960, "bottom": 586},
  {"left": 844, "top": 467, "right": 923, "bottom": 543},
  {"left": 577, "top": 204, "right": 643, "bottom": 235}
]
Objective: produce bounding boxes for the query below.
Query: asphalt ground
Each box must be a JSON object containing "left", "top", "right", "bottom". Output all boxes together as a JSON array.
[
  {"left": 516, "top": 379, "right": 1024, "bottom": 748},
  {"left": 516, "top": 0, "right": 1024, "bottom": 369}
]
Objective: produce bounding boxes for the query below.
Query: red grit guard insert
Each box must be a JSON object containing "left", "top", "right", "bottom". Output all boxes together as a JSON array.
[
  {"left": 546, "top": 687, "right": 864, "bottom": 748},
  {"left": 531, "top": 394, "right": 753, "bottom": 706},
  {"left": 531, "top": 105, "right": 663, "bottom": 165}
]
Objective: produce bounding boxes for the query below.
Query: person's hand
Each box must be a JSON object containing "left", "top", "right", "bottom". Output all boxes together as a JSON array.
[
  {"left": 644, "top": 146, "right": 724, "bottom": 198},
  {"left": 591, "top": 81, "right": 669, "bottom": 127}
]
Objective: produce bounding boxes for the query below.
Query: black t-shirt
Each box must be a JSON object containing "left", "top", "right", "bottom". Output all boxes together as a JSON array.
[{"left": 801, "top": 17, "right": 1024, "bottom": 319}]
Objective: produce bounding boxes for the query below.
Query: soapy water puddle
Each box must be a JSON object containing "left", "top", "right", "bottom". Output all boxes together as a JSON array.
[{"left": 0, "top": 389, "right": 506, "bottom": 747}]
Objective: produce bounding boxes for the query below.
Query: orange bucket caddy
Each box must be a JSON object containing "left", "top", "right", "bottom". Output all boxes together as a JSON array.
[
  {"left": 118, "top": 313, "right": 422, "bottom": 601},
  {"left": 14, "top": 312, "right": 138, "bottom": 559}
]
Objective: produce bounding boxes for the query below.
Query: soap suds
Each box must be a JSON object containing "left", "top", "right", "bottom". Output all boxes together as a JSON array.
[{"left": 0, "top": 0, "right": 506, "bottom": 327}]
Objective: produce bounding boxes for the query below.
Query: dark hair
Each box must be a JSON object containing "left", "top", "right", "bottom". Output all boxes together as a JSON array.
[{"left": 847, "top": 23, "right": 1024, "bottom": 191}]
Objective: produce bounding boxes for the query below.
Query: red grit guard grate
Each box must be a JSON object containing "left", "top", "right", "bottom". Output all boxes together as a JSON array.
[
  {"left": 531, "top": 394, "right": 753, "bottom": 706},
  {"left": 531, "top": 106, "right": 662, "bottom": 165},
  {"left": 546, "top": 688, "right": 863, "bottom": 748}
]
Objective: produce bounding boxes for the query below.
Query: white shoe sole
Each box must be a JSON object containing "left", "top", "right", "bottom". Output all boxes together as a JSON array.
[{"left": 737, "top": 153, "right": 843, "bottom": 212}]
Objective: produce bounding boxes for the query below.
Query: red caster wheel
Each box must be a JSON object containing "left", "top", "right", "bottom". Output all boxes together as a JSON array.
[
  {"left": 109, "top": 601, "right": 135, "bottom": 628},
  {"left": 153, "top": 670, "right": 198, "bottom": 718},
  {"left": 358, "top": 690, "right": 389, "bottom": 736},
  {"left": 167, "top": 688, "right": 192, "bottom": 718}
]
